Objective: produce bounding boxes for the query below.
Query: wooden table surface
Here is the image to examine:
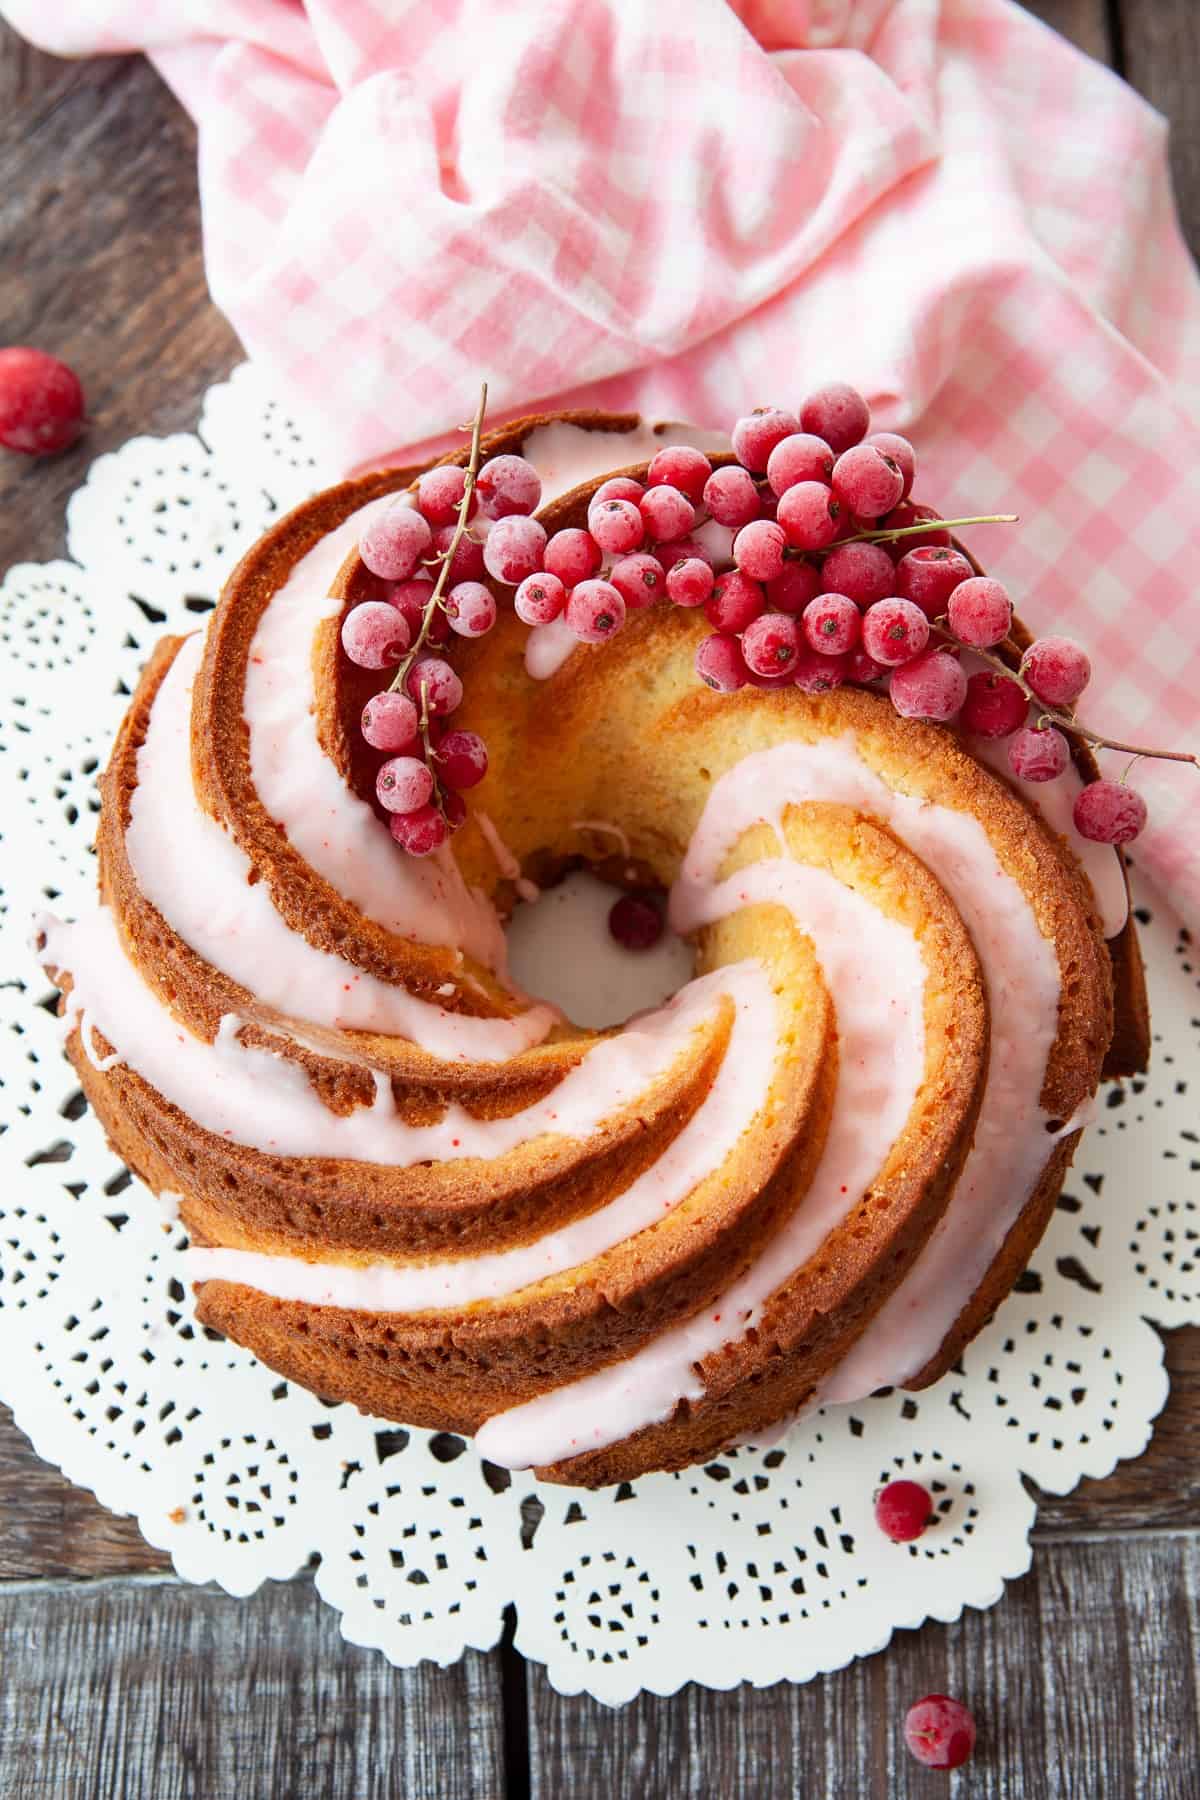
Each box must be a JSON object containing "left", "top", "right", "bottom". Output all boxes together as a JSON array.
[{"left": 2, "top": 5, "right": 1198, "bottom": 1794}]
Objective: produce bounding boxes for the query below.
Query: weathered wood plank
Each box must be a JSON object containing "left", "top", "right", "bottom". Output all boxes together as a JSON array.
[
  {"left": 0, "top": 1407, "right": 170, "bottom": 1579},
  {"left": 1119, "top": 0, "right": 1200, "bottom": 255},
  {"left": 0, "top": 1574, "right": 507, "bottom": 1800},
  {"left": 527, "top": 1535, "right": 1200, "bottom": 1799},
  {"left": 1024, "top": 0, "right": 1111, "bottom": 64}
]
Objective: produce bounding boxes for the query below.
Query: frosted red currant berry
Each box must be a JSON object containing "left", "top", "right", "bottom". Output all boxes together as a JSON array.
[
  {"left": 705, "top": 569, "right": 765, "bottom": 633},
  {"left": 703, "top": 464, "right": 762, "bottom": 529},
  {"left": 432, "top": 524, "right": 486, "bottom": 584},
  {"left": 846, "top": 647, "right": 887, "bottom": 685},
  {"left": 960, "top": 671, "right": 1027, "bottom": 739},
  {"left": 566, "top": 579, "right": 626, "bottom": 643},
  {"left": 881, "top": 501, "right": 949, "bottom": 556},
  {"left": 514, "top": 572, "right": 567, "bottom": 626},
  {"left": 1073, "top": 779, "right": 1148, "bottom": 844},
  {"left": 385, "top": 577, "right": 434, "bottom": 636},
  {"left": 647, "top": 444, "right": 712, "bottom": 502},
  {"left": 475, "top": 453, "right": 541, "bottom": 519},
  {"left": 895, "top": 546, "right": 972, "bottom": 619},
  {"left": 608, "top": 892, "right": 664, "bottom": 950},
  {"left": 545, "top": 528, "right": 601, "bottom": 587},
  {"left": 654, "top": 534, "right": 713, "bottom": 573},
  {"left": 360, "top": 503, "right": 433, "bottom": 581},
  {"left": 803, "top": 592, "right": 860, "bottom": 656},
  {"left": 889, "top": 649, "right": 967, "bottom": 721},
  {"left": 874, "top": 1479, "right": 933, "bottom": 1543},
  {"left": 592, "top": 475, "right": 645, "bottom": 508},
  {"left": 442, "top": 790, "right": 467, "bottom": 833},
  {"left": 416, "top": 464, "right": 476, "bottom": 527},
  {"left": 742, "top": 612, "right": 803, "bottom": 677},
  {"left": 696, "top": 632, "right": 750, "bottom": 692},
  {"left": 389, "top": 802, "right": 448, "bottom": 857},
  {"left": 1008, "top": 722, "right": 1069, "bottom": 782},
  {"left": 444, "top": 581, "right": 497, "bottom": 638},
  {"left": 861, "top": 598, "right": 929, "bottom": 666},
  {"left": 765, "top": 561, "right": 821, "bottom": 615},
  {"left": 776, "top": 480, "right": 842, "bottom": 551},
  {"left": 734, "top": 518, "right": 788, "bottom": 582},
  {"left": 799, "top": 382, "right": 870, "bottom": 454},
  {"left": 832, "top": 444, "right": 904, "bottom": 520},
  {"left": 435, "top": 729, "right": 489, "bottom": 790},
  {"left": 0, "top": 347, "right": 85, "bottom": 455},
  {"left": 405, "top": 656, "right": 463, "bottom": 716},
  {"left": 865, "top": 431, "right": 915, "bottom": 499},
  {"left": 361, "top": 691, "right": 419, "bottom": 753},
  {"left": 610, "top": 553, "right": 666, "bottom": 611},
  {"left": 666, "top": 558, "right": 715, "bottom": 608},
  {"left": 947, "top": 576, "right": 1012, "bottom": 648},
  {"left": 731, "top": 406, "right": 801, "bottom": 473},
  {"left": 376, "top": 754, "right": 434, "bottom": 815},
  {"left": 765, "top": 432, "right": 835, "bottom": 497},
  {"left": 589, "top": 497, "right": 645, "bottom": 555},
  {"left": 341, "top": 601, "right": 411, "bottom": 669},
  {"left": 793, "top": 648, "right": 850, "bottom": 693},
  {"left": 483, "top": 515, "right": 547, "bottom": 585},
  {"left": 904, "top": 1696, "right": 976, "bottom": 1771},
  {"left": 1022, "top": 635, "right": 1091, "bottom": 708},
  {"left": 818, "top": 540, "right": 893, "bottom": 609},
  {"left": 639, "top": 484, "right": 695, "bottom": 543}
]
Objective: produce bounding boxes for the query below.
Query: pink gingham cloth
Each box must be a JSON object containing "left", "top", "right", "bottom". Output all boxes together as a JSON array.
[{"left": 5, "top": 0, "right": 1200, "bottom": 913}]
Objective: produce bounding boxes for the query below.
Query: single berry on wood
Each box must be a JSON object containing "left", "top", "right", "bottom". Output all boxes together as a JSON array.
[
  {"left": 765, "top": 432, "right": 835, "bottom": 497},
  {"left": 831, "top": 443, "right": 905, "bottom": 520},
  {"left": 514, "top": 572, "right": 567, "bottom": 626},
  {"left": 483, "top": 515, "right": 547, "bottom": 585},
  {"left": 341, "top": 601, "right": 411, "bottom": 669},
  {"left": 639, "top": 484, "right": 695, "bottom": 543},
  {"left": 960, "top": 671, "right": 1027, "bottom": 738},
  {"left": 432, "top": 524, "right": 486, "bottom": 584},
  {"left": 416, "top": 464, "right": 476, "bottom": 527},
  {"left": 776, "top": 480, "right": 842, "bottom": 551},
  {"left": 1008, "top": 722, "right": 1070, "bottom": 782},
  {"left": 376, "top": 755, "right": 434, "bottom": 815},
  {"left": 475, "top": 453, "right": 541, "bottom": 519},
  {"left": 799, "top": 381, "right": 870, "bottom": 454},
  {"left": 861, "top": 597, "right": 929, "bottom": 666},
  {"left": 389, "top": 802, "right": 449, "bottom": 856},
  {"left": 545, "top": 528, "right": 602, "bottom": 587},
  {"left": 1022, "top": 635, "right": 1091, "bottom": 707},
  {"left": 589, "top": 496, "right": 645, "bottom": 555},
  {"left": 818, "top": 540, "right": 893, "bottom": 609},
  {"left": 361, "top": 691, "right": 419, "bottom": 752},
  {"left": 734, "top": 518, "right": 788, "bottom": 582},
  {"left": 608, "top": 892, "right": 665, "bottom": 950},
  {"left": 696, "top": 632, "right": 750, "bottom": 692},
  {"left": 1073, "top": 779, "right": 1147, "bottom": 843},
  {"left": 611, "top": 553, "right": 666, "bottom": 610},
  {"left": 566, "top": 578, "right": 626, "bottom": 643},
  {"left": 360, "top": 502, "right": 433, "bottom": 581},
  {"left": 444, "top": 581, "right": 497, "bottom": 637},
  {"left": 666, "top": 557, "right": 715, "bottom": 608},
  {"left": 895, "top": 545, "right": 973, "bottom": 619},
  {"left": 765, "top": 561, "right": 821, "bottom": 615},
  {"left": 0, "top": 347, "right": 85, "bottom": 455},
  {"left": 947, "top": 576, "right": 1012, "bottom": 648},
  {"left": 647, "top": 444, "right": 712, "bottom": 501},
  {"left": 803, "top": 591, "right": 860, "bottom": 656},
  {"left": 435, "top": 729, "right": 489, "bottom": 790},
  {"left": 731, "top": 406, "right": 801, "bottom": 473},
  {"left": 705, "top": 569, "right": 765, "bottom": 633},
  {"left": 888, "top": 649, "right": 967, "bottom": 721},
  {"left": 903, "top": 1696, "right": 977, "bottom": 1771},
  {"left": 865, "top": 430, "right": 915, "bottom": 498},
  {"left": 874, "top": 1479, "right": 933, "bottom": 1543},
  {"left": 405, "top": 655, "right": 463, "bottom": 716},
  {"left": 741, "top": 611, "right": 803, "bottom": 677},
  {"left": 793, "top": 647, "right": 851, "bottom": 693},
  {"left": 703, "top": 464, "right": 762, "bottom": 528}
]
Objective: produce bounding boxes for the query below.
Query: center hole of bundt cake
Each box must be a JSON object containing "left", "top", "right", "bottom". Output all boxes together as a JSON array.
[{"left": 505, "top": 869, "right": 694, "bottom": 1030}]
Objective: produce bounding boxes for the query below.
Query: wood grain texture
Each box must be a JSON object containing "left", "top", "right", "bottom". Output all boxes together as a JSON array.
[{"left": 1120, "top": 0, "right": 1200, "bottom": 255}]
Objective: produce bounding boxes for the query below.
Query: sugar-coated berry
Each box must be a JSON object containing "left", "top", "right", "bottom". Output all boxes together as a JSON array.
[
  {"left": 766, "top": 432, "right": 835, "bottom": 497},
  {"left": 703, "top": 464, "right": 762, "bottom": 528},
  {"left": 960, "top": 671, "right": 1028, "bottom": 738},
  {"left": 475, "top": 453, "right": 541, "bottom": 520},
  {"left": 705, "top": 569, "right": 765, "bottom": 633},
  {"left": 861, "top": 598, "right": 929, "bottom": 666},
  {"left": 846, "top": 647, "right": 887, "bottom": 685},
  {"left": 818, "top": 540, "right": 893, "bottom": 609},
  {"left": 0, "top": 347, "right": 85, "bottom": 455},
  {"left": 874, "top": 1479, "right": 933, "bottom": 1543},
  {"left": 654, "top": 534, "right": 713, "bottom": 573},
  {"left": 895, "top": 545, "right": 973, "bottom": 619},
  {"left": 341, "top": 600, "right": 411, "bottom": 669},
  {"left": 376, "top": 754, "right": 433, "bottom": 815},
  {"left": 610, "top": 553, "right": 666, "bottom": 611},
  {"left": 1022, "top": 635, "right": 1091, "bottom": 707},
  {"left": 765, "top": 561, "right": 821, "bottom": 615},
  {"left": 947, "top": 576, "right": 1012, "bottom": 648},
  {"left": 741, "top": 612, "right": 803, "bottom": 677},
  {"left": 608, "top": 892, "right": 665, "bottom": 950},
  {"left": 1008, "top": 723, "right": 1069, "bottom": 782},
  {"left": 544, "top": 528, "right": 601, "bottom": 587},
  {"left": 444, "top": 581, "right": 497, "bottom": 638},
  {"left": 514, "top": 572, "right": 567, "bottom": 626},
  {"left": 776, "top": 480, "right": 842, "bottom": 550},
  {"left": 416, "top": 464, "right": 476, "bottom": 527},
  {"left": 592, "top": 476, "right": 645, "bottom": 508},
  {"left": 1073, "top": 779, "right": 1147, "bottom": 844},
  {"left": 793, "top": 648, "right": 850, "bottom": 693},
  {"left": 799, "top": 382, "right": 870, "bottom": 455},
  {"left": 666, "top": 558, "right": 715, "bottom": 608},
  {"left": 881, "top": 501, "right": 949, "bottom": 556},
  {"left": 646, "top": 444, "right": 712, "bottom": 502},
  {"left": 888, "top": 649, "right": 967, "bottom": 721},
  {"left": 360, "top": 503, "right": 433, "bottom": 581},
  {"left": 803, "top": 592, "right": 860, "bottom": 656},
  {"left": 435, "top": 729, "right": 489, "bottom": 790},
  {"left": 696, "top": 632, "right": 750, "bottom": 692},
  {"left": 831, "top": 443, "right": 904, "bottom": 520},
  {"left": 389, "top": 802, "right": 448, "bottom": 857},
  {"left": 639, "top": 484, "right": 695, "bottom": 543},
  {"left": 903, "top": 1696, "right": 977, "bottom": 1771},
  {"left": 566, "top": 579, "right": 626, "bottom": 643},
  {"left": 405, "top": 655, "right": 463, "bottom": 716},
  {"left": 589, "top": 496, "right": 645, "bottom": 555},
  {"left": 361, "top": 691, "right": 419, "bottom": 753},
  {"left": 482, "top": 515, "right": 547, "bottom": 585},
  {"left": 432, "top": 524, "right": 486, "bottom": 584},
  {"left": 866, "top": 431, "right": 915, "bottom": 498},
  {"left": 386, "top": 577, "right": 434, "bottom": 635},
  {"left": 732, "top": 407, "right": 801, "bottom": 473},
  {"left": 734, "top": 518, "right": 788, "bottom": 582}
]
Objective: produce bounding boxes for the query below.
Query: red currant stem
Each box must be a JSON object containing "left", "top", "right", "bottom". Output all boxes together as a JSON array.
[
  {"left": 389, "top": 381, "right": 488, "bottom": 695},
  {"left": 847, "top": 512, "right": 1019, "bottom": 546}
]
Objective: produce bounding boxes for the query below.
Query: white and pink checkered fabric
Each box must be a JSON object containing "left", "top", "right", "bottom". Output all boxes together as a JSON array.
[{"left": 5, "top": 0, "right": 1200, "bottom": 912}]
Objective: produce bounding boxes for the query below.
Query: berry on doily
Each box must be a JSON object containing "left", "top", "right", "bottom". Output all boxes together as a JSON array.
[
  {"left": 639, "top": 484, "right": 695, "bottom": 543},
  {"left": 0, "top": 347, "right": 85, "bottom": 455},
  {"left": 361, "top": 691, "right": 419, "bottom": 753},
  {"left": 608, "top": 892, "right": 665, "bottom": 950},
  {"left": 666, "top": 558, "right": 716, "bottom": 608},
  {"left": 475, "top": 453, "right": 541, "bottom": 519},
  {"left": 647, "top": 444, "right": 712, "bottom": 502},
  {"left": 342, "top": 601, "right": 411, "bottom": 670},
  {"left": 889, "top": 649, "right": 967, "bottom": 722},
  {"left": 799, "top": 382, "right": 870, "bottom": 455},
  {"left": 435, "top": 730, "right": 489, "bottom": 791},
  {"left": 611, "top": 553, "right": 666, "bottom": 611},
  {"left": 696, "top": 632, "right": 750, "bottom": 691},
  {"left": 732, "top": 406, "right": 801, "bottom": 473},
  {"left": 861, "top": 598, "right": 929, "bottom": 667},
  {"left": 1073, "top": 778, "right": 1148, "bottom": 844},
  {"left": 1008, "top": 721, "right": 1069, "bottom": 783},
  {"left": 514, "top": 572, "right": 567, "bottom": 626},
  {"left": 444, "top": 581, "right": 497, "bottom": 638},
  {"left": 766, "top": 432, "right": 834, "bottom": 497},
  {"left": 705, "top": 570, "right": 765, "bottom": 633},
  {"left": 960, "top": 671, "right": 1027, "bottom": 739},
  {"left": 803, "top": 591, "right": 860, "bottom": 656},
  {"left": 389, "top": 802, "right": 448, "bottom": 856},
  {"left": 376, "top": 755, "right": 434, "bottom": 815},
  {"left": 1022, "top": 635, "right": 1091, "bottom": 708},
  {"left": 903, "top": 1695, "right": 977, "bottom": 1770},
  {"left": 703, "top": 464, "right": 762, "bottom": 528},
  {"left": 360, "top": 502, "right": 433, "bottom": 581},
  {"left": 566, "top": 579, "right": 626, "bottom": 643},
  {"left": 741, "top": 612, "right": 802, "bottom": 677},
  {"left": 947, "top": 576, "right": 1012, "bottom": 648},
  {"left": 831, "top": 443, "right": 904, "bottom": 520},
  {"left": 734, "top": 518, "right": 788, "bottom": 582},
  {"left": 776, "top": 480, "right": 842, "bottom": 551},
  {"left": 545, "top": 528, "right": 602, "bottom": 587},
  {"left": 483, "top": 515, "right": 547, "bottom": 585},
  {"left": 874, "top": 1478, "right": 933, "bottom": 1543}
]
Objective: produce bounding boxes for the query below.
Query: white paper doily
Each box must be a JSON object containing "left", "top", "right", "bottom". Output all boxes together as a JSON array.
[{"left": 1, "top": 363, "right": 1196, "bottom": 1706}]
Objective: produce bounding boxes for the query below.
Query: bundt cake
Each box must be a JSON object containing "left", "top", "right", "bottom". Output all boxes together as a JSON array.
[{"left": 37, "top": 398, "right": 1152, "bottom": 1487}]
